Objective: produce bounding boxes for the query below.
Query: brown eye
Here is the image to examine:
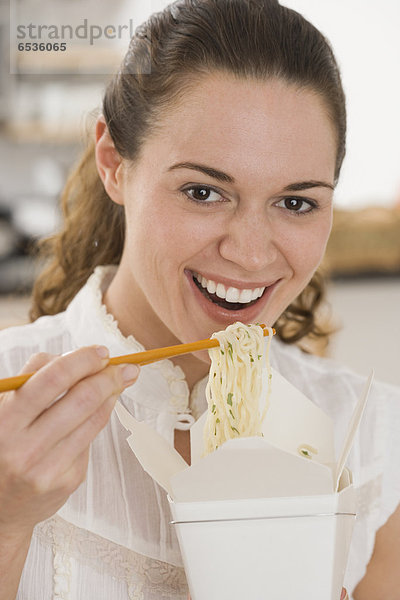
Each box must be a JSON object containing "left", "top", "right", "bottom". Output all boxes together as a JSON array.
[
  {"left": 183, "top": 185, "right": 224, "bottom": 204},
  {"left": 276, "top": 196, "right": 316, "bottom": 214},
  {"left": 192, "top": 187, "right": 211, "bottom": 201},
  {"left": 285, "top": 197, "right": 306, "bottom": 210}
]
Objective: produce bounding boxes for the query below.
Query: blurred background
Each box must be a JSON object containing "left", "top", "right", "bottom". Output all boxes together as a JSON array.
[{"left": 0, "top": 0, "right": 399, "bottom": 385}]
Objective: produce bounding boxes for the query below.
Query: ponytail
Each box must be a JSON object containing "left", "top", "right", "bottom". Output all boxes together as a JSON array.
[{"left": 30, "top": 140, "right": 124, "bottom": 321}]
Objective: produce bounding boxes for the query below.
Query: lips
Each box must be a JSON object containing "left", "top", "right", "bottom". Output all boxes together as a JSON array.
[{"left": 185, "top": 268, "right": 280, "bottom": 326}]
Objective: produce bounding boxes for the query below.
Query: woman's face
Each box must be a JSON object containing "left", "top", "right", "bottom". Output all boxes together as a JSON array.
[{"left": 103, "top": 74, "right": 336, "bottom": 355}]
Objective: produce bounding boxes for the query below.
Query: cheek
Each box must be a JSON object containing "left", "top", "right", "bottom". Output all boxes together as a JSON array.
[
  {"left": 124, "top": 195, "right": 219, "bottom": 267},
  {"left": 281, "top": 219, "right": 332, "bottom": 277},
  {"left": 150, "top": 207, "right": 221, "bottom": 255}
]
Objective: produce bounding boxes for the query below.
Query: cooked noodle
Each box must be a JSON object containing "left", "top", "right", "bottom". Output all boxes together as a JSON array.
[{"left": 203, "top": 322, "right": 273, "bottom": 455}]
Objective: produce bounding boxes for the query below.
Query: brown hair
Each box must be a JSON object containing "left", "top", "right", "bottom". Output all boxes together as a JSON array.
[{"left": 30, "top": 0, "right": 345, "bottom": 348}]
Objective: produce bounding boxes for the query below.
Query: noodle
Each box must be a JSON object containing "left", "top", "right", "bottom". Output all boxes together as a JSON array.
[{"left": 203, "top": 322, "right": 273, "bottom": 455}]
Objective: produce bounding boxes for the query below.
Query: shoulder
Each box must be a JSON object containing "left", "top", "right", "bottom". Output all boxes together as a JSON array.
[
  {"left": 0, "top": 311, "right": 73, "bottom": 377},
  {"left": 271, "top": 341, "right": 400, "bottom": 468},
  {"left": 271, "top": 339, "right": 400, "bottom": 409},
  {"left": 271, "top": 340, "right": 367, "bottom": 412}
]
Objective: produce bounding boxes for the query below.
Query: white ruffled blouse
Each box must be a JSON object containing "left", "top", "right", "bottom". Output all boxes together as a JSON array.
[{"left": 0, "top": 266, "right": 398, "bottom": 599}]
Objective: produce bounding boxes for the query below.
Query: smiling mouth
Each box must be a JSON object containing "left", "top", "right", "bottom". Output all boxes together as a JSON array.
[{"left": 192, "top": 272, "right": 266, "bottom": 311}]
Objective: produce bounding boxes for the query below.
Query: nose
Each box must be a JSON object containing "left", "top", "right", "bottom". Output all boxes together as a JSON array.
[{"left": 218, "top": 208, "right": 278, "bottom": 272}]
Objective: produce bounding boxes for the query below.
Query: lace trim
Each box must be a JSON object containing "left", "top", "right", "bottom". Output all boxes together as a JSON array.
[
  {"left": 90, "top": 266, "right": 143, "bottom": 353},
  {"left": 35, "top": 515, "right": 188, "bottom": 599},
  {"left": 52, "top": 518, "right": 72, "bottom": 600},
  {"left": 90, "top": 266, "right": 194, "bottom": 415}
]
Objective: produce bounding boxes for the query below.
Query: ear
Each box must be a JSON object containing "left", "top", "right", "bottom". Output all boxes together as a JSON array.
[{"left": 95, "top": 115, "right": 125, "bottom": 206}]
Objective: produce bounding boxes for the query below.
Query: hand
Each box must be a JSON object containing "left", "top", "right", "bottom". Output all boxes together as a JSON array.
[{"left": 0, "top": 345, "right": 139, "bottom": 538}]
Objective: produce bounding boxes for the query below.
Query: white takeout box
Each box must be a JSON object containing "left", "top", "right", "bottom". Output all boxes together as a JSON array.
[
  {"left": 115, "top": 365, "right": 373, "bottom": 600},
  {"left": 169, "top": 485, "right": 355, "bottom": 600}
]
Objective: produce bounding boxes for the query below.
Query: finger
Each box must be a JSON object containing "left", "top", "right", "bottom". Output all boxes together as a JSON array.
[
  {"left": 8, "top": 345, "right": 110, "bottom": 427},
  {"left": 19, "top": 352, "right": 56, "bottom": 374},
  {"left": 0, "top": 353, "right": 55, "bottom": 407},
  {"left": 341, "top": 588, "right": 348, "bottom": 600},
  {"left": 0, "top": 352, "right": 56, "bottom": 428},
  {"left": 27, "top": 363, "right": 139, "bottom": 455}
]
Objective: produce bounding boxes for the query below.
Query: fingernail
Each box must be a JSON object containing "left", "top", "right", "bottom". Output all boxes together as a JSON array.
[
  {"left": 96, "top": 345, "right": 109, "bottom": 359},
  {"left": 121, "top": 364, "right": 139, "bottom": 384},
  {"left": 341, "top": 589, "right": 347, "bottom": 600}
]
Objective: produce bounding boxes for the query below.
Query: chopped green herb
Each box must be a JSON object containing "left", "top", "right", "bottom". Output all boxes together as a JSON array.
[
  {"left": 220, "top": 349, "right": 224, "bottom": 355},
  {"left": 229, "top": 409, "right": 235, "bottom": 420},
  {"left": 216, "top": 418, "right": 220, "bottom": 424},
  {"left": 231, "top": 426, "right": 240, "bottom": 434},
  {"left": 227, "top": 393, "right": 233, "bottom": 406},
  {"left": 211, "top": 404, "right": 216, "bottom": 414},
  {"left": 258, "top": 354, "right": 262, "bottom": 360}
]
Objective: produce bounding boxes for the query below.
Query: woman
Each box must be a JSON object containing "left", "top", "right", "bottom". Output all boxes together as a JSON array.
[{"left": 0, "top": 1, "right": 399, "bottom": 598}]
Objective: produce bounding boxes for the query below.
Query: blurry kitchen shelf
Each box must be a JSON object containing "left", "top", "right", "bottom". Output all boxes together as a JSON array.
[
  {"left": 0, "top": 255, "right": 42, "bottom": 295},
  {"left": 0, "top": 294, "right": 30, "bottom": 330},
  {"left": 15, "top": 46, "right": 123, "bottom": 74},
  {"left": 4, "top": 120, "right": 82, "bottom": 143},
  {"left": 323, "top": 206, "right": 400, "bottom": 278}
]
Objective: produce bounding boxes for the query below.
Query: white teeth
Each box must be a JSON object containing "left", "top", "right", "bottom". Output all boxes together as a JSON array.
[
  {"left": 215, "top": 283, "right": 227, "bottom": 299},
  {"left": 206, "top": 279, "right": 216, "bottom": 294},
  {"left": 238, "top": 289, "right": 252, "bottom": 303},
  {"left": 194, "top": 272, "right": 265, "bottom": 304},
  {"left": 225, "top": 287, "right": 240, "bottom": 302},
  {"left": 250, "top": 287, "right": 262, "bottom": 301}
]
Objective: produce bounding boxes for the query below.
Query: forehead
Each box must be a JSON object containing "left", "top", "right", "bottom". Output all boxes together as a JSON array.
[{"left": 141, "top": 73, "right": 337, "bottom": 185}]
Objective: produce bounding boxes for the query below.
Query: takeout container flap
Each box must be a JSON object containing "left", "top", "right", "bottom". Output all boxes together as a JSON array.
[
  {"left": 170, "top": 436, "right": 335, "bottom": 501},
  {"left": 190, "top": 367, "right": 335, "bottom": 466},
  {"left": 115, "top": 367, "right": 373, "bottom": 500}
]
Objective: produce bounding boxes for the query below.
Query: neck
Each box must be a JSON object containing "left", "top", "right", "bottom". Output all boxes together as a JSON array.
[
  {"left": 170, "top": 353, "right": 210, "bottom": 391},
  {"left": 103, "top": 269, "right": 210, "bottom": 390}
]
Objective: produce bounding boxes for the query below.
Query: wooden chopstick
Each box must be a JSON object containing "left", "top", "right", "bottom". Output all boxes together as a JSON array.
[{"left": 0, "top": 326, "right": 275, "bottom": 393}]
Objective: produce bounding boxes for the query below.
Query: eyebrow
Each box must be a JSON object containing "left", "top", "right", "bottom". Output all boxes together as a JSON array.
[
  {"left": 168, "top": 162, "right": 234, "bottom": 183},
  {"left": 167, "top": 162, "right": 335, "bottom": 191}
]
